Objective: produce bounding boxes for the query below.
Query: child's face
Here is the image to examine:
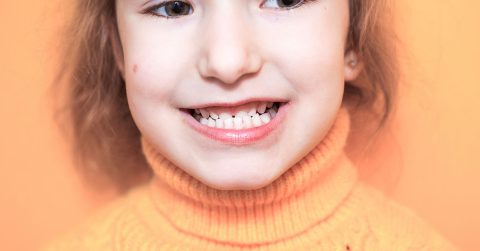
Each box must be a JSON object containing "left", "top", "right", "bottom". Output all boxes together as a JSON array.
[{"left": 116, "top": 0, "right": 360, "bottom": 190}]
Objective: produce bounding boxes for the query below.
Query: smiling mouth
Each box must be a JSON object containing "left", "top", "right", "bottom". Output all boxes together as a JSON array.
[
  {"left": 183, "top": 101, "right": 286, "bottom": 130},
  {"left": 179, "top": 100, "right": 290, "bottom": 145}
]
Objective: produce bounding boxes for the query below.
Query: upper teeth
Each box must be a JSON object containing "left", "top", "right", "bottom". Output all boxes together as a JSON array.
[{"left": 193, "top": 102, "right": 279, "bottom": 129}]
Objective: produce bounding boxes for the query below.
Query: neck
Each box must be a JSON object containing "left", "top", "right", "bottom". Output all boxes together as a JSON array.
[{"left": 140, "top": 106, "right": 357, "bottom": 245}]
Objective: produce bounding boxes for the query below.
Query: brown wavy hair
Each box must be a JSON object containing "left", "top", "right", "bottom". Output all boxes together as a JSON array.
[{"left": 53, "top": 0, "right": 398, "bottom": 192}]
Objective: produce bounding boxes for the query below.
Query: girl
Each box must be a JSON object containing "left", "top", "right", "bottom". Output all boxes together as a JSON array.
[{"left": 46, "top": 0, "right": 457, "bottom": 250}]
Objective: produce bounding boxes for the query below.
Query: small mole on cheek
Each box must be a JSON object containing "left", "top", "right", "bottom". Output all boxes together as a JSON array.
[{"left": 133, "top": 64, "right": 138, "bottom": 73}]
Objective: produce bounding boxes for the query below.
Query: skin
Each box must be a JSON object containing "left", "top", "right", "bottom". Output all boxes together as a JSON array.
[{"left": 116, "top": 0, "right": 362, "bottom": 190}]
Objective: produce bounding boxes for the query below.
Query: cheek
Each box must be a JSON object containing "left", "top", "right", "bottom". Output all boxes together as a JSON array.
[
  {"left": 124, "top": 54, "right": 179, "bottom": 102},
  {"left": 257, "top": 9, "right": 347, "bottom": 95},
  {"left": 125, "top": 61, "right": 172, "bottom": 100},
  {"left": 122, "top": 24, "right": 196, "bottom": 103},
  {"left": 286, "top": 38, "right": 345, "bottom": 95},
  {"left": 123, "top": 51, "right": 183, "bottom": 132}
]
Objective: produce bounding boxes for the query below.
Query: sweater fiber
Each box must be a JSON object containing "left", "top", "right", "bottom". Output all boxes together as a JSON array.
[{"left": 44, "top": 107, "right": 457, "bottom": 250}]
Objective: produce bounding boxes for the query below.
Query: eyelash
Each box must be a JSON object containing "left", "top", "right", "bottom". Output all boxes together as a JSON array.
[{"left": 142, "top": 0, "right": 318, "bottom": 19}]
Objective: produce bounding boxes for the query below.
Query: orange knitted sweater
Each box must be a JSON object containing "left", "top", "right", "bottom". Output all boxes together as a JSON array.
[{"left": 44, "top": 108, "right": 457, "bottom": 251}]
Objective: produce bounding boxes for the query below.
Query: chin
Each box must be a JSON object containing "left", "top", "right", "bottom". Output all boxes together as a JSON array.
[
  {"left": 195, "top": 164, "right": 280, "bottom": 191},
  {"left": 202, "top": 178, "right": 275, "bottom": 191}
]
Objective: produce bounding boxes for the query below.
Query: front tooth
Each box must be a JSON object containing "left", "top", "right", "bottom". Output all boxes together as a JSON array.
[
  {"left": 235, "top": 111, "right": 248, "bottom": 118},
  {"left": 215, "top": 118, "right": 224, "bottom": 129},
  {"left": 252, "top": 114, "right": 262, "bottom": 127},
  {"left": 242, "top": 115, "right": 253, "bottom": 128},
  {"left": 260, "top": 113, "right": 271, "bottom": 124},
  {"left": 207, "top": 118, "right": 216, "bottom": 127},
  {"left": 219, "top": 112, "right": 232, "bottom": 120},
  {"left": 257, "top": 103, "right": 267, "bottom": 114},
  {"left": 200, "top": 109, "right": 209, "bottom": 118},
  {"left": 200, "top": 118, "right": 209, "bottom": 125},
  {"left": 224, "top": 118, "right": 234, "bottom": 129},
  {"left": 248, "top": 107, "right": 257, "bottom": 116},
  {"left": 234, "top": 116, "right": 243, "bottom": 129},
  {"left": 210, "top": 112, "right": 219, "bottom": 120},
  {"left": 266, "top": 102, "right": 273, "bottom": 108}
]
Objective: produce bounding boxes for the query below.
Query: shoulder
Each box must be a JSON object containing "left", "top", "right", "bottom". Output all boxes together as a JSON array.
[
  {"left": 351, "top": 183, "right": 459, "bottom": 251},
  {"left": 41, "top": 185, "right": 149, "bottom": 251}
]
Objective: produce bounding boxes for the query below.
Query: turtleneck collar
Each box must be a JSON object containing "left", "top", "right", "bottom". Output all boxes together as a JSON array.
[{"left": 139, "top": 106, "right": 357, "bottom": 245}]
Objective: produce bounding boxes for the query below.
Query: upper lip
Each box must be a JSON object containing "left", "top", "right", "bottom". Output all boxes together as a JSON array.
[{"left": 182, "top": 97, "right": 289, "bottom": 110}]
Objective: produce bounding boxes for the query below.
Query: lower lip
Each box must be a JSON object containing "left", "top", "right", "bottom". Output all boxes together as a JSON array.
[{"left": 180, "top": 103, "right": 290, "bottom": 145}]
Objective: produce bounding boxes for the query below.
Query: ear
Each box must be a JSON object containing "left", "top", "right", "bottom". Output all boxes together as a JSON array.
[{"left": 344, "top": 49, "right": 363, "bottom": 82}]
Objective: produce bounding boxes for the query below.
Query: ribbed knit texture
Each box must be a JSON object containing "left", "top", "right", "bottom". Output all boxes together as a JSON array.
[{"left": 43, "top": 107, "right": 458, "bottom": 251}]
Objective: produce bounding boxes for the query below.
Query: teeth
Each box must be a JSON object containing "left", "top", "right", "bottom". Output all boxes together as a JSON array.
[
  {"left": 260, "top": 113, "right": 271, "bottom": 124},
  {"left": 194, "top": 114, "right": 202, "bottom": 121},
  {"left": 219, "top": 112, "right": 232, "bottom": 120},
  {"left": 215, "top": 118, "right": 224, "bottom": 129},
  {"left": 200, "top": 109, "right": 209, "bottom": 118},
  {"left": 224, "top": 118, "right": 234, "bottom": 129},
  {"left": 268, "top": 108, "right": 277, "bottom": 119},
  {"left": 207, "top": 118, "right": 216, "bottom": 127},
  {"left": 234, "top": 116, "right": 243, "bottom": 129},
  {"left": 252, "top": 114, "right": 262, "bottom": 127},
  {"left": 210, "top": 112, "right": 219, "bottom": 120},
  {"left": 192, "top": 102, "right": 283, "bottom": 129},
  {"left": 242, "top": 115, "right": 252, "bottom": 128},
  {"left": 235, "top": 111, "right": 248, "bottom": 118},
  {"left": 257, "top": 103, "right": 267, "bottom": 114}
]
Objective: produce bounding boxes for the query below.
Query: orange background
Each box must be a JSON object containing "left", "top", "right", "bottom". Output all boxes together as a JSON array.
[{"left": 1, "top": 0, "right": 479, "bottom": 250}]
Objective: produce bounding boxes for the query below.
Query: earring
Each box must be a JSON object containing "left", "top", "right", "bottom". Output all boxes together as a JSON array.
[{"left": 349, "top": 59, "right": 357, "bottom": 68}]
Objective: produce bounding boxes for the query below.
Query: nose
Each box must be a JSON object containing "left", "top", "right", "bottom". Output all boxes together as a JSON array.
[{"left": 197, "top": 6, "right": 262, "bottom": 85}]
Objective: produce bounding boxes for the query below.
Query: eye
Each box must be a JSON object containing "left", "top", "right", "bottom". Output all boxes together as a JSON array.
[
  {"left": 144, "top": 1, "right": 193, "bottom": 18},
  {"left": 261, "top": 0, "right": 308, "bottom": 10}
]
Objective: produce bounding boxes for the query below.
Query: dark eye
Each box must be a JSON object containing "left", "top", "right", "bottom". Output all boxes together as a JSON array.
[
  {"left": 146, "top": 1, "right": 193, "bottom": 18},
  {"left": 261, "top": 0, "right": 306, "bottom": 9}
]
